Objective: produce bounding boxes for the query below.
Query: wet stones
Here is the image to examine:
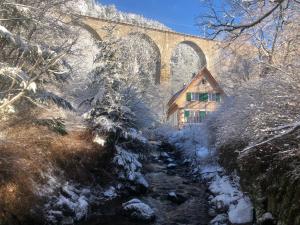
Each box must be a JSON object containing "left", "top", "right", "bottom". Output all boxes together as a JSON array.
[
  {"left": 182, "top": 159, "right": 191, "bottom": 166},
  {"left": 160, "top": 152, "right": 170, "bottom": 159},
  {"left": 159, "top": 151, "right": 177, "bottom": 164},
  {"left": 134, "top": 173, "right": 150, "bottom": 194},
  {"left": 61, "top": 216, "right": 74, "bottom": 225},
  {"left": 208, "top": 208, "right": 217, "bottom": 217},
  {"left": 103, "top": 186, "right": 118, "bottom": 199},
  {"left": 167, "top": 191, "right": 187, "bottom": 204},
  {"left": 167, "top": 163, "right": 177, "bottom": 169},
  {"left": 257, "top": 212, "right": 276, "bottom": 225},
  {"left": 209, "top": 213, "right": 228, "bottom": 225},
  {"left": 122, "top": 198, "right": 155, "bottom": 222}
]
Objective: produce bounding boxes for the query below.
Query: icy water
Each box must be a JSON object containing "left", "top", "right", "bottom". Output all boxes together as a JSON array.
[{"left": 81, "top": 149, "right": 209, "bottom": 225}]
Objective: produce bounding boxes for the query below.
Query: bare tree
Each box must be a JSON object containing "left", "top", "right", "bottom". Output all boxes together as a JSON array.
[{"left": 198, "top": 0, "right": 300, "bottom": 148}]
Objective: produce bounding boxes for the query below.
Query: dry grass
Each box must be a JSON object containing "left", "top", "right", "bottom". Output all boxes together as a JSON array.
[{"left": 0, "top": 113, "right": 114, "bottom": 224}]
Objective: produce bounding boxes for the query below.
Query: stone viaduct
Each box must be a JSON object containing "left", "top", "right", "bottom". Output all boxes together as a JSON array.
[{"left": 76, "top": 15, "right": 221, "bottom": 84}]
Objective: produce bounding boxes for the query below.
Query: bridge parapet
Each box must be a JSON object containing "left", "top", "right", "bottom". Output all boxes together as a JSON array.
[{"left": 75, "top": 14, "right": 222, "bottom": 84}]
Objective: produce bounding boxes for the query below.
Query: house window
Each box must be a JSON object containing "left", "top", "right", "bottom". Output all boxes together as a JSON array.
[
  {"left": 208, "top": 93, "right": 221, "bottom": 102},
  {"left": 208, "top": 93, "right": 216, "bottom": 101},
  {"left": 199, "top": 93, "right": 208, "bottom": 102},
  {"left": 201, "top": 79, "right": 207, "bottom": 85},
  {"left": 191, "top": 93, "right": 199, "bottom": 101},
  {"left": 216, "top": 93, "right": 221, "bottom": 102},
  {"left": 184, "top": 110, "right": 208, "bottom": 123},
  {"left": 184, "top": 110, "right": 190, "bottom": 118},
  {"left": 186, "top": 92, "right": 191, "bottom": 101},
  {"left": 187, "top": 92, "right": 212, "bottom": 102},
  {"left": 199, "top": 111, "right": 206, "bottom": 121}
]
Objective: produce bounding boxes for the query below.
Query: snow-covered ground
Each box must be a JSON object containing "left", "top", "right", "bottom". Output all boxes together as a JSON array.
[
  {"left": 35, "top": 170, "right": 95, "bottom": 224},
  {"left": 166, "top": 125, "right": 254, "bottom": 225}
]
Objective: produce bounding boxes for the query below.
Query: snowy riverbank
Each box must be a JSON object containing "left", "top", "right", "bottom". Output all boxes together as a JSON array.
[{"left": 158, "top": 125, "right": 254, "bottom": 225}]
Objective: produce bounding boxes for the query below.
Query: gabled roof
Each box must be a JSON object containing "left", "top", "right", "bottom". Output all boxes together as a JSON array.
[{"left": 167, "top": 67, "right": 225, "bottom": 117}]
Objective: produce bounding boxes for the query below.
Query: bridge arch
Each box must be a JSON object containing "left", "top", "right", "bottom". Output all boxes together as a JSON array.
[
  {"left": 177, "top": 41, "right": 207, "bottom": 68},
  {"left": 170, "top": 40, "right": 207, "bottom": 92},
  {"left": 76, "top": 22, "right": 103, "bottom": 41},
  {"left": 123, "top": 32, "right": 162, "bottom": 84}
]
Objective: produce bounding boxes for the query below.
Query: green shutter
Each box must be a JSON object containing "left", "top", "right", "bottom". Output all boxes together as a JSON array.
[
  {"left": 184, "top": 110, "right": 190, "bottom": 118},
  {"left": 199, "top": 93, "right": 208, "bottom": 102},
  {"left": 216, "top": 93, "right": 221, "bottom": 102},
  {"left": 199, "top": 94, "right": 203, "bottom": 101},
  {"left": 204, "top": 93, "right": 208, "bottom": 101},
  {"left": 200, "top": 111, "right": 206, "bottom": 121},
  {"left": 186, "top": 92, "right": 191, "bottom": 101}
]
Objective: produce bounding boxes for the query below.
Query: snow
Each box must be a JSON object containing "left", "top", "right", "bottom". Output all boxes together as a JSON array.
[
  {"left": 261, "top": 212, "right": 274, "bottom": 220},
  {"left": 196, "top": 146, "right": 210, "bottom": 159},
  {"left": 200, "top": 164, "right": 223, "bottom": 175},
  {"left": 210, "top": 213, "right": 228, "bottom": 224},
  {"left": 15, "top": 4, "right": 31, "bottom": 14},
  {"left": 0, "top": 25, "right": 16, "bottom": 44},
  {"left": 27, "top": 82, "right": 37, "bottom": 93},
  {"left": 168, "top": 191, "right": 177, "bottom": 197},
  {"left": 241, "top": 121, "right": 300, "bottom": 157},
  {"left": 228, "top": 197, "right": 253, "bottom": 224},
  {"left": 53, "top": 183, "right": 89, "bottom": 220},
  {"left": 167, "top": 163, "right": 177, "bottom": 169},
  {"left": 0, "top": 25, "right": 55, "bottom": 56},
  {"left": 209, "top": 175, "right": 237, "bottom": 196},
  {"left": 103, "top": 186, "right": 117, "bottom": 199},
  {"left": 93, "top": 134, "right": 106, "bottom": 146},
  {"left": 113, "top": 146, "right": 142, "bottom": 177},
  {"left": 135, "top": 174, "right": 149, "bottom": 189},
  {"left": 124, "top": 128, "right": 148, "bottom": 143},
  {"left": 165, "top": 126, "right": 254, "bottom": 225},
  {"left": 0, "top": 98, "right": 16, "bottom": 115},
  {"left": 122, "top": 198, "right": 155, "bottom": 221},
  {"left": 76, "top": 196, "right": 89, "bottom": 220},
  {"left": 113, "top": 146, "right": 148, "bottom": 190},
  {"left": 38, "top": 172, "right": 92, "bottom": 223},
  {"left": 207, "top": 168, "right": 253, "bottom": 224},
  {"left": 71, "top": 0, "right": 171, "bottom": 31},
  {"left": 36, "top": 169, "right": 61, "bottom": 196},
  {"left": 257, "top": 212, "right": 275, "bottom": 224},
  {"left": 161, "top": 152, "right": 170, "bottom": 158},
  {"left": 93, "top": 116, "right": 115, "bottom": 132}
]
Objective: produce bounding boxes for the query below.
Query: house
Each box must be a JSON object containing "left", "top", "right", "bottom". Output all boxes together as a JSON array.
[{"left": 167, "top": 67, "right": 225, "bottom": 127}]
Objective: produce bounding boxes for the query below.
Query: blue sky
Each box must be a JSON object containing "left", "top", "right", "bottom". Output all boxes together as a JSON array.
[{"left": 98, "top": 0, "right": 206, "bottom": 35}]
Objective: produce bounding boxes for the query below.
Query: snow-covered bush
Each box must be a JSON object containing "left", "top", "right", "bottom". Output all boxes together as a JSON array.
[
  {"left": 113, "top": 146, "right": 142, "bottom": 181},
  {"left": 43, "top": 182, "right": 90, "bottom": 224},
  {"left": 80, "top": 34, "right": 136, "bottom": 134},
  {"left": 113, "top": 146, "right": 149, "bottom": 191},
  {"left": 79, "top": 28, "right": 160, "bottom": 137}
]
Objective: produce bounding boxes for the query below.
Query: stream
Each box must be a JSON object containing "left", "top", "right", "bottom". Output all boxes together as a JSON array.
[{"left": 81, "top": 147, "right": 209, "bottom": 225}]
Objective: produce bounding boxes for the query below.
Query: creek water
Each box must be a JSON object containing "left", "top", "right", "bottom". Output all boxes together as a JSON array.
[{"left": 81, "top": 148, "right": 209, "bottom": 225}]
